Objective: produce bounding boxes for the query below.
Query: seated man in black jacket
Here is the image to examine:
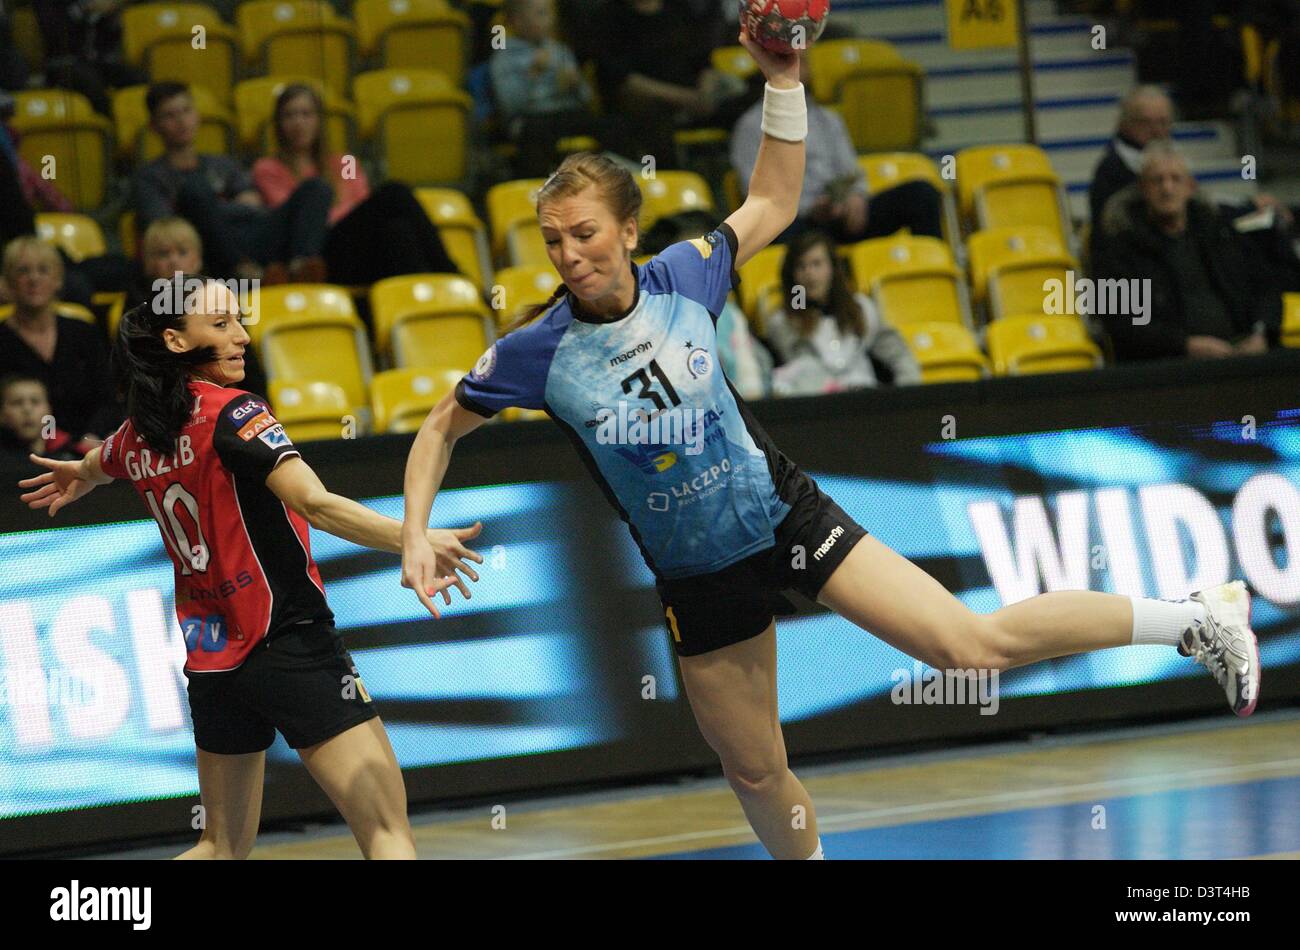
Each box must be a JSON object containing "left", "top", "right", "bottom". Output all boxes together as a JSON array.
[
  {"left": 1093, "top": 143, "right": 1278, "bottom": 362},
  {"left": 1089, "top": 86, "right": 1172, "bottom": 236}
]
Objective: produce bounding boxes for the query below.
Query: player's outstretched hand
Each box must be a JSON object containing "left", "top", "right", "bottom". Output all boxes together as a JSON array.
[
  {"left": 17, "top": 454, "right": 98, "bottom": 517},
  {"left": 401, "top": 521, "right": 485, "bottom": 618},
  {"left": 737, "top": 28, "right": 801, "bottom": 88}
]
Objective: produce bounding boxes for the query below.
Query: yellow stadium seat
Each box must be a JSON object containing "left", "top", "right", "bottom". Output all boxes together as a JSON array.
[
  {"left": 11, "top": 6, "right": 43, "bottom": 70},
  {"left": 808, "top": 39, "right": 922, "bottom": 151},
  {"left": 985, "top": 314, "right": 1103, "bottom": 375},
  {"left": 967, "top": 226, "right": 1078, "bottom": 321},
  {"left": 1281, "top": 294, "right": 1300, "bottom": 348},
  {"left": 897, "top": 321, "right": 989, "bottom": 383},
  {"left": 955, "top": 144, "right": 1056, "bottom": 218},
  {"left": 353, "top": 69, "right": 471, "bottom": 184},
  {"left": 245, "top": 283, "right": 360, "bottom": 344},
  {"left": 35, "top": 214, "right": 107, "bottom": 262},
  {"left": 370, "top": 366, "right": 463, "bottom": 432},
  {"left": 120, "top": 211, "right": 139, "bottom": 261},
  {"left": 0, "top": 302, "right": 97, "bottom": 326},
  {"left": 640, "top": 171, "right": 716, "bottom": 233},
  {"left": 711, "top": 45, "right": 758, "bottom": 83},
  {"left": 370, "top": 274, "right": 491, "bottom": 368},
  {"left": 966, "top": 226, "right": 1067, "bottom": 302},
  {"left": 846, "top": 234, "right": 971, "bottom": 328},
  {"left": 501, "top": 407, "right": 549, "bottom": 423},
  {"left": 258, "top": 313, "right": 374, "bottom": 416},
  {"left": 956, "top": 145, "right": 1072, "bottom": 245},
  {"left": 122, "top": 4, "right": 239, "bottom": 105},
  {"left": 490, "top": 265, "right": 561, "bottom": 332},
  {"left": 413, "top": 187, "right": 492, "bottom": 290},
  {"left": 505, "top": 220, "right": 552, "bottom": 269},
  {"left": 486, "top": 178, "right": 546, "bottom": 262},
  {"left": 237, "top": 1, "right": 356, "bottom": 98},
  {"left": 112, "top": 84, "right": 235, "bottom": 162},
  {"left": 737, "top": 244, "right": 785, "bottom": 320},
  {"left": 269, "top": 379, "right": 354, "bottom": 441},
  {"left": 858, "top": 152, "right": 962, "bottom": 254},
  {"left": 11, "top": 91, "right": 112, "bottom": 210},
  {"left": 354, "top": 0, "right": 470, "bottom": 82},
  {"left": 234, "top": 76, "right": 355, "bottom": 154}
]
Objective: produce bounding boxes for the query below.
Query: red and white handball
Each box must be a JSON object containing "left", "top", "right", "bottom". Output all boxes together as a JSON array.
[{"left": 739, "top": 0, "right": 830, "bottom": 54}]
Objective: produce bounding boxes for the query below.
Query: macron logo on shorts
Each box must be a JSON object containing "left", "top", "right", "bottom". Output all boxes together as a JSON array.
[{"left": 813, "top": 525, "right": 845, "bottom": 561}]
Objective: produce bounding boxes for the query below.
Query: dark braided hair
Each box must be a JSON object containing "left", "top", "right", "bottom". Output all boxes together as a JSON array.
[{"left": 113, "top": 274, "right": 221, "bottom": 455}]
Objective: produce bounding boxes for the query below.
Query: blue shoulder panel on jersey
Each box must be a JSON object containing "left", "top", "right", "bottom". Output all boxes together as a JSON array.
[
  {"left": 641, "top": 222, "right": 741, "bottom": 320},
  {"left": 455, "top": 305, "right": 573, "bottom": 417}
]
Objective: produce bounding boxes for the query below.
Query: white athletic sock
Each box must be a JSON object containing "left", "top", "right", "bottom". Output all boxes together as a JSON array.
[
  {"left": 805, "top": 839, "right": 824, "bottom": 860},
  {"left": 1130, "top": 596, "right": 1206, "bottom": 646}
]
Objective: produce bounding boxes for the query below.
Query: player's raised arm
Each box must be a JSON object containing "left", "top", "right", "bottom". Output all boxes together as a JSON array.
[
  {"left": 724, "top": 30, "right": 806, "bottom": 270},
  {"left": 17, "top": 447, "right": 115, "bottom": 517}
]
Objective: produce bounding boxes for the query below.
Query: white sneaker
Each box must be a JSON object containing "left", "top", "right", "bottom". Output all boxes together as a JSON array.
[{"left": 1182, "top": 581, "right": 1261, "bottom": 717}]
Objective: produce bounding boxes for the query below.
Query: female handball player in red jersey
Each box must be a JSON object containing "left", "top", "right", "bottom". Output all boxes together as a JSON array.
[
  {"left": 398, "top": 31, "right": 1260, "bottom": 860},
  {"left": 18, "top": 277, "right": 483, "bottom": 859}
]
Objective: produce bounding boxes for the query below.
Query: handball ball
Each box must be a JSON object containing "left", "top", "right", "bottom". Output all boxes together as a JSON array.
[{"left": 739, "top": 0, "right": 830, "bottom": 54}]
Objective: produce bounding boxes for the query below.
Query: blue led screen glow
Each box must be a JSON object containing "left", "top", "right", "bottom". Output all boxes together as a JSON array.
[{"left": 3, "top": 411, "right": 1300, "bottom": 823}]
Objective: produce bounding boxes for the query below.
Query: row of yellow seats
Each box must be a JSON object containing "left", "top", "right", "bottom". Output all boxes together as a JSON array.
[
  {"left": 31, "top": 182, "right": 493, "bottom": 295},
  {"left": 485, "top": 170, "right": 717, "bottom": 269},
  {"left": 11, "top": 68, "right": 472, "bottom": 209},
  {"left": 712, "top": 39, "right": 925, "bottom": 153},
  {"left": 270, "top": 368, "right": 545, "bottom": 442},
  {"left": 122, "top": 0, "right": 470, "bottom": 105}
]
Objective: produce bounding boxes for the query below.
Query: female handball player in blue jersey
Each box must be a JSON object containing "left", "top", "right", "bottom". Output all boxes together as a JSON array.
[
  {"left": 400, "top": 32, "right": 1261, "bottom": 859},
  {"left": 18, "top": 278, "right": 482, "bottom": 859}
]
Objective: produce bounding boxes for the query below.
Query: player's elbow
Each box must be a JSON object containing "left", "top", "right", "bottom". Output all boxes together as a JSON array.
[{"left": 292, "top": 486, "right": 333, "bottom": 525}]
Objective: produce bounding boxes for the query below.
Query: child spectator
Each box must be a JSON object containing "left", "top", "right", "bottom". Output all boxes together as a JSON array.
[
  {"left": 764, "top": 231, "right": 920, "bottom": 395},
  {"left": 0, "top": 374, "right": 79, "bottom": 471}
]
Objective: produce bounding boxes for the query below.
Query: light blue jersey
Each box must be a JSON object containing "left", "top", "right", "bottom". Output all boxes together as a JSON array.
[{"left": 456, "top": 224, "right": 795, "bottom": 580}]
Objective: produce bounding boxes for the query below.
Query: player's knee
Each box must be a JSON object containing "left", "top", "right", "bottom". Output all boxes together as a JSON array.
[
  {"left": 720, "top": 750, "right": 787, "bottom": 798},
  {"left": 929, "top": 613, "right": 1012, "bottom": 673}
]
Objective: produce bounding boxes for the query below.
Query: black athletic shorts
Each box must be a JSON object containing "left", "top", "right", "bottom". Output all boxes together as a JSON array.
[
  {"left": 185, "top": 621, "right": 378, "bottom": 755},
  {"left": 656, "top": 471, "right": 867, "bottom": 657}
]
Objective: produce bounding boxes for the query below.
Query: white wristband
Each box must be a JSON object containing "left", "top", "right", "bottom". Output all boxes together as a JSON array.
[{"left": 760, "top": 82, "right": 808, "bottom": 142}]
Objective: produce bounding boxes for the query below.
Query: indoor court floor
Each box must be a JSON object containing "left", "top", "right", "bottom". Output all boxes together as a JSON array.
[{"left": 90, "top": 709, "right": 1300, "bottom": 860}]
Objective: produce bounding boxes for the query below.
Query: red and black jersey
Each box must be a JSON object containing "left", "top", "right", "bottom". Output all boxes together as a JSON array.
[{"left": 100, "top": 380, "right": 333, "bottom": 672}]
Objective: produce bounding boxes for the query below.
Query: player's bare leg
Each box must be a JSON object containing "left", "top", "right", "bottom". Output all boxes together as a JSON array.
[
  {"left": 818, "top": 535, "right": 1133, "bottom": 672},
  {"left": 297, "top": 718, "right": 416, "bottom": 859},
  {"left": 175, "top": 749, "right": 266, "bottom": 859},
  {"left": 677, "top": 624, "right": 820, "bottom": 859}
]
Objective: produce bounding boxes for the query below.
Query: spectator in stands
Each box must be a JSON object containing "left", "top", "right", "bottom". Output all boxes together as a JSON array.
[
  {"left": 490, "top": 0, "right": 646, "bottom": 176},
  {"left": 1090, "top": 85, "right": 1297, "bottom": 263},
  {"left": 764, "top": 230, "right": 920, "bottom": 395},
  {"left": 127, "top": 217, "right": 269, "bottom": 397},
  {"left": 716, "top": 296, "right": 773, "bottom": 399},
  {"left": 133, "top": 82, "right": 332, "bottom": 284},
  {"left": 0, "top": 121, "right": 134, "bottom": 307},
  {"left": 587, "top": 0, "right": 757, "bottom": 159},
  {"left": 731, "top": 51, "right": 943, "bottom": 245},
  {"left": 252, "top": 84, "right": 461, "bottom": 285},
  {"left": 0, "top": 237, "right": 121, "bottom": 447},
  {"left": 0, "top": 374, "right": 79, "bottom": 470},
  {"left": 33, "top": 0, "right": 144, "bottom": 116},
  {"left": 1093, "top": 143, "right": 1278, "bottom": 362},
  {"left": 1089, "top": 86, "right": 1173, "bottom": 232}
]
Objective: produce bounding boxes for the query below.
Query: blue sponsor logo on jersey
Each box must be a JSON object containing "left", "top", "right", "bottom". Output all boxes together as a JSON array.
[{"left": 258, "top": 424, "right": 292, "bottom": 449}]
